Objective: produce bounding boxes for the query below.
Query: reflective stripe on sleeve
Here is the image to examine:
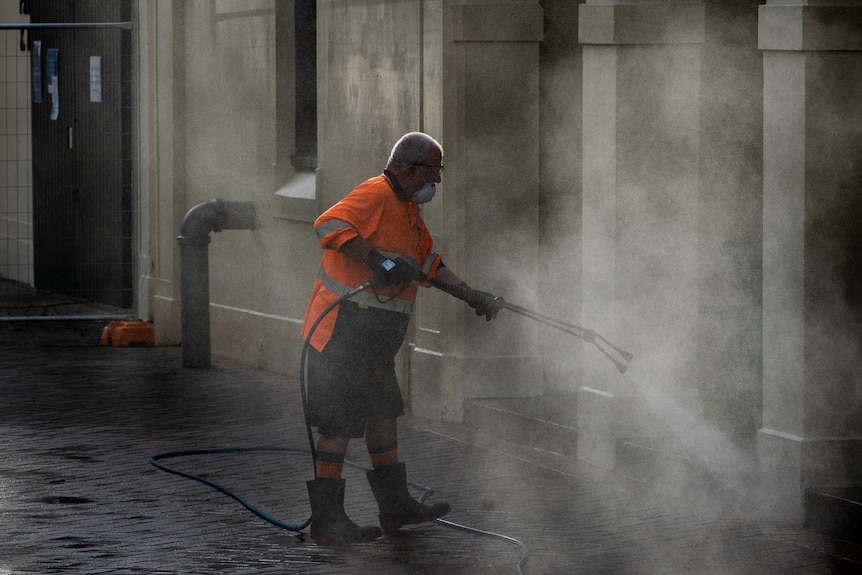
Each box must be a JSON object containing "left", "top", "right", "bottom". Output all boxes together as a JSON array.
[{"left": 315, "top": 218, "right": 353, "bottom": 240}]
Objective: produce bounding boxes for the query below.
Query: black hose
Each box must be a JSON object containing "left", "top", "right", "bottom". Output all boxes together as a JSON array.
[
  {"left": 299, "top": 280, "right": 375, "bottom": 465},
  {"left": 151, "top": 446, "right": 313, "bottom": 532}
]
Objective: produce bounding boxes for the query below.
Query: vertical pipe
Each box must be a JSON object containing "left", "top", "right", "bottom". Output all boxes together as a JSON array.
[
  {"left": 177, "top": 234, "right": 211, "bottom": 367},
  {"left": 177, "top": 199, "right": 255, "bottom": 368}
]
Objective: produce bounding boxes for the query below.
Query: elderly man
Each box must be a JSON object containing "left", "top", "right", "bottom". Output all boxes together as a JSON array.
[{"left": 301, "top": 132, "right": 501, "bottom": 544}]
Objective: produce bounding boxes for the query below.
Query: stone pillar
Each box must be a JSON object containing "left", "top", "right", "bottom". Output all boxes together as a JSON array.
[
  {"left": 132, "top": 0, "right": 152, "bottom": 323},
  {"left": 149, "top": 0, "right": 185, "bottom": 345},
  {"left": 410, "top": 1, "right": 544, "bottom": 422},
  {"left": 577, "top": 1, "right": 705, "bottom": 468},
  {"left": 758, "top": 1, "right": 862, "bottom": 521}
]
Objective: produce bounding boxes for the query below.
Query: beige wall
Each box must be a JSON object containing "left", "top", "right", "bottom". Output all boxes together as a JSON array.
[
  {"left": 144, "top": 0, "right": 437, "bottom": 375},
  {"left": 538, "top": 0, "right": 583, "bottom": 395},
  {"left": 759, "top": 2, "right": 862, "bottom": 520},
  {"left": 136, "top": 0, "right": 862, "bottom": 523},
  {"left": 577, "top": 1, "right": 707, "bottom": 468},
  {"left": 146, "top": 1, "right": 320, "bottom": 373},
  {"left": 142, "top": 0, "right": 545, "bottom": 409},
  {"left": 317, "top": 0, "right": 423, "bottom": 210},
  {"left": 148, "top": 0, "right": 184, "bottom": 345},
  {"left": 410, "top": 1, "right": 545, "bottom": 420}
]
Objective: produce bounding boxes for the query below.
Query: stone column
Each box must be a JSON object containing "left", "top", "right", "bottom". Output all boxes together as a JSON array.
[
  {"left": 149, "top": 0, "right": 185, "bottom": 345},
  {"left": 577, "top": 1, "right": 705, "bottom": 468},
  {"left": 758, "top": 0, "right": 862, "bottom": 521},
  {"left": 410, "top": 1, "right": 544, "bottom": 422},
  {"left": 132, "top": 0, "right": 152, "bottom": 323}
]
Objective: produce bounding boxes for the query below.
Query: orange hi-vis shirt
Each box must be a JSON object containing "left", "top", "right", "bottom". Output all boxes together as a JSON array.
[{"left": 301, "top": 173, "right": 443, "bottom": 351}]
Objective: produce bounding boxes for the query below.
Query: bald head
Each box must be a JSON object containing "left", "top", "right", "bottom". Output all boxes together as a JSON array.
[{"left": 388, "top": 132, "right": 443, "bottom": 167}]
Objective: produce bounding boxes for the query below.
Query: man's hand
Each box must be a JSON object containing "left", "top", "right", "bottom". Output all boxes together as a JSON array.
[
  {"left": 366, "top": 249, "right": 419, "bottom": 288},
  {"left": 467, "top": 289, "right": 504, "bottom": 321}
]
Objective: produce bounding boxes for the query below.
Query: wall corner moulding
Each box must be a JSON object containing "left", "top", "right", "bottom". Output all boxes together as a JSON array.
[
  {"left": 578, "top": 3, "right": 705, "bottom": 46},
  {"left": 758, "top": 5, "right": 862, "bottom": 52}
]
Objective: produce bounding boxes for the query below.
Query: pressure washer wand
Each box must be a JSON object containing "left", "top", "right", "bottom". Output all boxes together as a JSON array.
[
  {"left": 500, "top": 301, "right": 630, "bottom": 373},
  {"left": 427, "top": 276, "right": 632, "bottom": 373},
  {"left": 502, "top": 301, "right": 634, "bottom": 362}
]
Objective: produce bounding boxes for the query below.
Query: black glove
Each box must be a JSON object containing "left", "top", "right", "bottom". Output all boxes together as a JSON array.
[
  {"left": 366, "top": 249, "right": 419, "bottom": 288},
  {"left": 466, "top": 289, "right": 503, "bottom": 321}
]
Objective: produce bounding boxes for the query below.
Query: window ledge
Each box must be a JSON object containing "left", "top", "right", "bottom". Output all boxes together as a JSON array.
[{"left": 273, "top": 173, "right": 319, "bottom": 223}]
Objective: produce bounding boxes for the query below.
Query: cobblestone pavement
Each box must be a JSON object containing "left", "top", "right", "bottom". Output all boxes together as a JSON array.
[{"left": 0, "top": 318, "right": 861, "bottom": 574}]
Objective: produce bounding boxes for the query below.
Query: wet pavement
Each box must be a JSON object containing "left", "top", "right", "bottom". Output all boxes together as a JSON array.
[{"left": 1, "top": 282, "right": 861, "bottom": 574}]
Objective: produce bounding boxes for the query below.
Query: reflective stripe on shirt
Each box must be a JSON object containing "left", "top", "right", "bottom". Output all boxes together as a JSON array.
[{"left": 318, "top": 268, "right": 414, "bottom": 315}]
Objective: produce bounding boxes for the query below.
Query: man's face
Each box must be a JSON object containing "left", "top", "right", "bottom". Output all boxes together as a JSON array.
[{"left": 407, "top": 147, "right": 444, "bottom": 192}]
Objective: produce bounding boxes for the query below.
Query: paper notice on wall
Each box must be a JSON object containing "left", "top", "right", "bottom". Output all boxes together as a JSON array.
[
  {"left": 89, "top": 56, "right": 102, "bottom": 103},
  {"left": 31, "top": 41, "right": 42, "bottom": 103},
  {"left": 47, "top": 48, "right": 59, "bottom": 120}
]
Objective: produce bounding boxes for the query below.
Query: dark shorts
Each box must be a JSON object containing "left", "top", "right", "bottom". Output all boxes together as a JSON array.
[{"left": 305, "top": 300, "right": 410, "bottom": 438}]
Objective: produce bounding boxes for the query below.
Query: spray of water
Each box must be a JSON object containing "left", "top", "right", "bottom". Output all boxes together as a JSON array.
[{"left": 622, "top": 355, "right": 764, "bottom": 515}]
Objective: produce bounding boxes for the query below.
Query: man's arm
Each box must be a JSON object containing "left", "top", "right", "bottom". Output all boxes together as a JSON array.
[
  {"left": 434, "top": 265, "right": 464, "bottom": 287},
  {"left": 340, "top": 237, "right": 419, "bottom": 287},
  {"left": 428, "top": 265, "right": 502, "bottom": 321},
  {"left": 339, "top": 237, "right": 374, "bottom": 263}
]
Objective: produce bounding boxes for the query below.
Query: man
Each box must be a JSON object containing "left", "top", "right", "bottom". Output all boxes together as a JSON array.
[{"left": 300, "top": 132, "right": 502, "bottom": 544}]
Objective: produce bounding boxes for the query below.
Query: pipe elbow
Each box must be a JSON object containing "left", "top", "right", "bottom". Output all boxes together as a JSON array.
[
  {"left": 177, "top": 199, "right": 256, "bottom": 245},
  {"left": 179, "top": 199, "right": 222, "bottom": 240}
]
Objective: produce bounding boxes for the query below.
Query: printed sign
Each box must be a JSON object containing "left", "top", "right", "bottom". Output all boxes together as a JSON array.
[
  {"left": 47, "top": 48, "right": 59, "bottom": 120},
  {"left": 89, "top": 56, "right": 102, "bottom": 103},
  {"left": 31, "top": 41, "right": 42, "bottom": 103}
]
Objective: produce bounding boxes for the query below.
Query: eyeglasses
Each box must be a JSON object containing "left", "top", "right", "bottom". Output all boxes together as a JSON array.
[
  {"left": 392, "top": 157, "right": 444, "bottom": 174},
  {"left": 413, "top": 163, "right": 444, "bottom": 174}
]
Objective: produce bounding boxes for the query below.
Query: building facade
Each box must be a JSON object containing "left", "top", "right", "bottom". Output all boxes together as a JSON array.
[{"left": 2, "top": 0, "right": 859, "bottom": 526}]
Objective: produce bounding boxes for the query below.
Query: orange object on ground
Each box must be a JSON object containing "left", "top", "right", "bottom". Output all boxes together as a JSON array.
[{"left": 101, "top": 321, "right": 155, "bottom": 347}]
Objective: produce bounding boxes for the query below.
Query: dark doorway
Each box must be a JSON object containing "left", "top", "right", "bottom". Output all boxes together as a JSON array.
[{"left": 29, "top": 0, "right": 132, "bottom": 308}]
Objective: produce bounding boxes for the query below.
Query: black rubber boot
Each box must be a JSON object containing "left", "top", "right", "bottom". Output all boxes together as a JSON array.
[
  {"left": 366, "top": 462, "right": 451, "bottom": 531},
  {"left": 306, "top": 478, "right": 381, "bottom": 544}
]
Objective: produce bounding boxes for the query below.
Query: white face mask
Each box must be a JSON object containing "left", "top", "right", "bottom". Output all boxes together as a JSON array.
[{"left": 412, "top": 172, "right": 436, "bottom": 204}]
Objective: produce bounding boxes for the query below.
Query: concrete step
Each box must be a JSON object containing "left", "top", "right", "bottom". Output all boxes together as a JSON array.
[
  {"left": 462, "top": 394, "right": 577, "bottom": 457},
  {"left": 614, "top": 435, "right": 714, "bottom": 493},
  {"left": 805, "top": 487, "right": 862, "bottom": 545}
]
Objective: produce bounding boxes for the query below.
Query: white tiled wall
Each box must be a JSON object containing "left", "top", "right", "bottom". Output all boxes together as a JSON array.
[{"left": 0, "top": 20, "right": 33, "bottom": 286}]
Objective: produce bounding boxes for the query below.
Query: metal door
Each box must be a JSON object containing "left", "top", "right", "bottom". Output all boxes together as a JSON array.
[{"left": 29, "top": 0, "right": 132, "bottom": 308}]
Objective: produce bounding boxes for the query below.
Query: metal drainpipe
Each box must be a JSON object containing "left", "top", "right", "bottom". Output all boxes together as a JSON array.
[{"left": 176, "top": 199, "right": 256, "bottom": 367}]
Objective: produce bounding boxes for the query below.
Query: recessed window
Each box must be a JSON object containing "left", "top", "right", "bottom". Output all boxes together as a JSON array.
[
  {"left": 290, "top": 0, "right": 316, "bottom": 172},
  {"left": 274, "top": 0, "right": 318, "bottom": 218}
]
